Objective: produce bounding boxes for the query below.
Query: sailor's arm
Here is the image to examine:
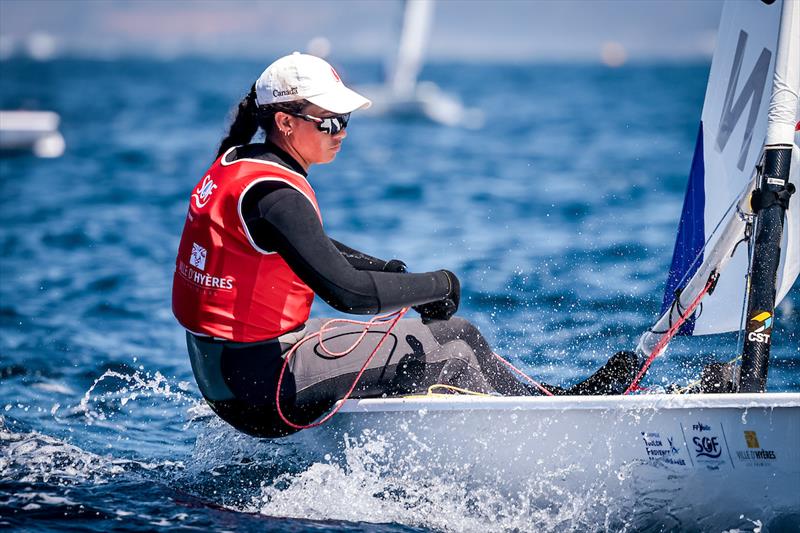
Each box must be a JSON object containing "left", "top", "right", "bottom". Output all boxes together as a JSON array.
[
  {"left": 241, "top": 180, "right": 404, "bottom": 272},
  {"left": 244, "top": 187, "right": 451, "bottom": 314},
  {"left": 330, "top": 239, "right": 408, "bottom": 273}
]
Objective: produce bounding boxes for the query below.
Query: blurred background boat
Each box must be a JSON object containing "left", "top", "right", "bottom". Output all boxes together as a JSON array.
[
  {"left": 0, "top": 110, "right": 65, "bottom": 158},
  {"left": 358, "top": 0, "right": 485, "bottom": 128}
]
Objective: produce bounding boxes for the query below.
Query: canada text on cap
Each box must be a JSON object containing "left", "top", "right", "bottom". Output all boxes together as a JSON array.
[{"left": 255, "top": 52, "right": 371, "bottom": 114}]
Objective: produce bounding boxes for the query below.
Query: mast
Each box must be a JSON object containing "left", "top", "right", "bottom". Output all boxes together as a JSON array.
[{"left": 739, "top": 0, "right": 799, "bottom": 392}]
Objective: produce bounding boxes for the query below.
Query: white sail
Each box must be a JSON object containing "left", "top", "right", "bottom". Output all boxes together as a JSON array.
[
  {"left": 387, "top": 0, "right": 434, "bottom": 100},
  {"left": 359, "top": 0, "right": 484, "bottom": 128},
  {"left": 660, "top": 0, "right": 798, "bottom": 336}
]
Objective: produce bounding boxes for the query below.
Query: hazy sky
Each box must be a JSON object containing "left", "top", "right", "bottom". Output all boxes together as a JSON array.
[{"left": 0, "top": 0, "right": 723, "bottom": 62}]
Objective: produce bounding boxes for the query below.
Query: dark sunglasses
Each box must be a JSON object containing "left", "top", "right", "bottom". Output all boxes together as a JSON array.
[{"left": 289, "top": 112, "right": 350, "bottom": 135}]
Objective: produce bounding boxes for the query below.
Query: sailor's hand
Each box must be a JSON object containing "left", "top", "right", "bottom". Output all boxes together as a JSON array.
[
  {"left": 414, "top": 270, "right": 460, "bottom": 323},
  {"left": 382, "top": 259, "right": 408, "bottom": 273}
]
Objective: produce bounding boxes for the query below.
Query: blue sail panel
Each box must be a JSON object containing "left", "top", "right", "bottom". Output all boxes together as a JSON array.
[{"left": 660, "top": 123, "right": 707, "bottom": 336}]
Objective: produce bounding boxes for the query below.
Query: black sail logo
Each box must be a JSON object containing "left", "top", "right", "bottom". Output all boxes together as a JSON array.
[{"left": 715, "top": 30, "right": 772, "bottom": 171}]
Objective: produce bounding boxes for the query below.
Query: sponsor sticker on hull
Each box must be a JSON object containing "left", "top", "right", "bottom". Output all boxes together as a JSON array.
[
  {"left": 734, "top": 430, "right": 777, "bottom": 468},
  {"left": 681, "top": 421, "right": 734, "bottom": 470},
  {"left": 640, "top": 431, "right": 688, "bottom": 467}
]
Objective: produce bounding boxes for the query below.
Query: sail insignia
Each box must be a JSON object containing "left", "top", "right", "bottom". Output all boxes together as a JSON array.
[{"left": 715, "top": 30, "right": 772, "bottom": 171}]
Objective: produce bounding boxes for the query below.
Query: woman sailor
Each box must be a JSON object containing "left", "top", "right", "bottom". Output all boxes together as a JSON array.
[{"left": 172, "top": 53, "right": 635, "bottom": 438}]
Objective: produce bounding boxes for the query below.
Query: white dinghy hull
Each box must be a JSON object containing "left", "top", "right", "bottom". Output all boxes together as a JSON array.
[{"left": 297, "top": 393, "right": 800, "bottom": 528}]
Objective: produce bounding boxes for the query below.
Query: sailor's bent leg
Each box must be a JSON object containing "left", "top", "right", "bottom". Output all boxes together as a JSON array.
[
  {"left": 290, "top": 318, "right": 480, "bottom": 401},
  {"left": 425, "top": 316, "right": 539, "bottom": 396}
]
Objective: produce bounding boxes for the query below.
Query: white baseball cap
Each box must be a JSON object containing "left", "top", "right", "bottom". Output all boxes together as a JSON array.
[{"left": 254, "top": 52, "right": 371, "bottom": 114}]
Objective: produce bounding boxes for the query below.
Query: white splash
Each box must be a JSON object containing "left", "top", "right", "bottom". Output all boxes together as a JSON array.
[
  {"left": 74, "top": 369, "right": 197, "bottom": 424},
  {"left": 722, "top": 514, "right": 763, "bottom": 533},
  {"left": 243, "top": 430, "right": 620, "bottom": 533},
  {"left": 0, "top": 415, "right": 184, "bottom": 484},
  {"left": 1, "top": 415, "right": 123, "bottom": 483}
]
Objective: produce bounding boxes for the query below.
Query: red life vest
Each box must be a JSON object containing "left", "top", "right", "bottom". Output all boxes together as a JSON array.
[{"left": 172, "top": 148, "right": 321, "bottom": 342}]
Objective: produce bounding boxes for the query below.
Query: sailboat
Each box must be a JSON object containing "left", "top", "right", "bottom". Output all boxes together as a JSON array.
[
  {"left": 0, "top": 110, "right": 65, "bottom": 158},
  {"left": 359, "top": 0, "right": 485, "bottom": 128},
  {"left": 286, "top": 0, "right": 800, "bottom": 525}
]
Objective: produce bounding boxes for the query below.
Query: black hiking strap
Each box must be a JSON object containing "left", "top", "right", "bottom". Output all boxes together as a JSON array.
[{"left": 750, "top": 183, "right": 796, "bottom": 213}]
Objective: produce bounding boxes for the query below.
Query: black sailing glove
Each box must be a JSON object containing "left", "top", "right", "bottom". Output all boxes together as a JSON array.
[
  {"left": 413, "top": 270, "right": 460, "bottom": 323},
  {"left": 382, "top": 259, "right": 408, "bottom": 273}
]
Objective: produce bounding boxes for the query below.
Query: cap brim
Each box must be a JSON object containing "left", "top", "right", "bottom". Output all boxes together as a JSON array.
[{"left": 306, "top": 85, "right": 372, "bottom": 114}]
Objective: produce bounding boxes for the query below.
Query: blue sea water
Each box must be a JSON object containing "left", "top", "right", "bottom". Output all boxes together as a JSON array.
[{"left": 1, "top": 58, "right": 798, "bottom": 532}]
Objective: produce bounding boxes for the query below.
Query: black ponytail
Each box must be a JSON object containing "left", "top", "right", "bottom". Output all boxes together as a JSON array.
[
  {"left": 216, "top": 82, "right": 311, "bottom": 159},
  {"left": 216, "top": 84, "right": 259, "bottom": 159}
]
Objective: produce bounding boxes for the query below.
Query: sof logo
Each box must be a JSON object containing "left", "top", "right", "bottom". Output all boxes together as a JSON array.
[
  {"left": 683, "top": 420, "right": 730, "bottom": 469},
  {"left": 192, "top": 175, "right": 218, "bottom": 209},
  {"left": 190, "top": 243, "right": 207, "bottom": 271},
  {"left": 693, "top": 435, "right": 722, "bottom": 458},
  {"left": 747, "top": 311, "right": 773, "bottom": 344}
]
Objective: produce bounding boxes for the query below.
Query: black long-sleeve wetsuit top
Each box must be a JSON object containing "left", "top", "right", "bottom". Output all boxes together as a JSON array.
[{"left": 232, "top": 142, "right": 451, "bottom": 315}]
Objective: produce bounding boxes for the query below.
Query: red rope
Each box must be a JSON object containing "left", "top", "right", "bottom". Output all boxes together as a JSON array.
[
  {"left": 275, "top": 307, "right": 409, "bottom": 430},
  {"left": 623, "top": 276, "right": 716, "bottom": 395},
  {"left": 492, "top": 352, "right": 554, "bottom": 396}
]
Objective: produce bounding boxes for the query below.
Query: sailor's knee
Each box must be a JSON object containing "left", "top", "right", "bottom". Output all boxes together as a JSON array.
[
  {"left": 427, "top": 315, "right": 484, "bottom": 347},
  {"left": 442, "top": 339, "right": 474, "bottom": 362},
  {"left": 440, "top": 315, "right": 464, "bottom": 331},
  {"left": 448, "top": 316, "right": 481, "bottom": 339}
]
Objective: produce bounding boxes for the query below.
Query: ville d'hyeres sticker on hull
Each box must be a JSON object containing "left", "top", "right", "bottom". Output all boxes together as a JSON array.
[{"left": 734, "top": 430, "right": 778, "bottom": 467}]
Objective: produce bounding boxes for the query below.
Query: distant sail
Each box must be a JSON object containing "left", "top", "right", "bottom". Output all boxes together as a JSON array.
[
  {"left": 663, "top": 0, "right": 799, "bottom": 335},
  {"left": 387, "top": 0, "right": 434, "bottom": 100},
  {"left": 359, "top": 0, "right": 484, "bottom": 128}
]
